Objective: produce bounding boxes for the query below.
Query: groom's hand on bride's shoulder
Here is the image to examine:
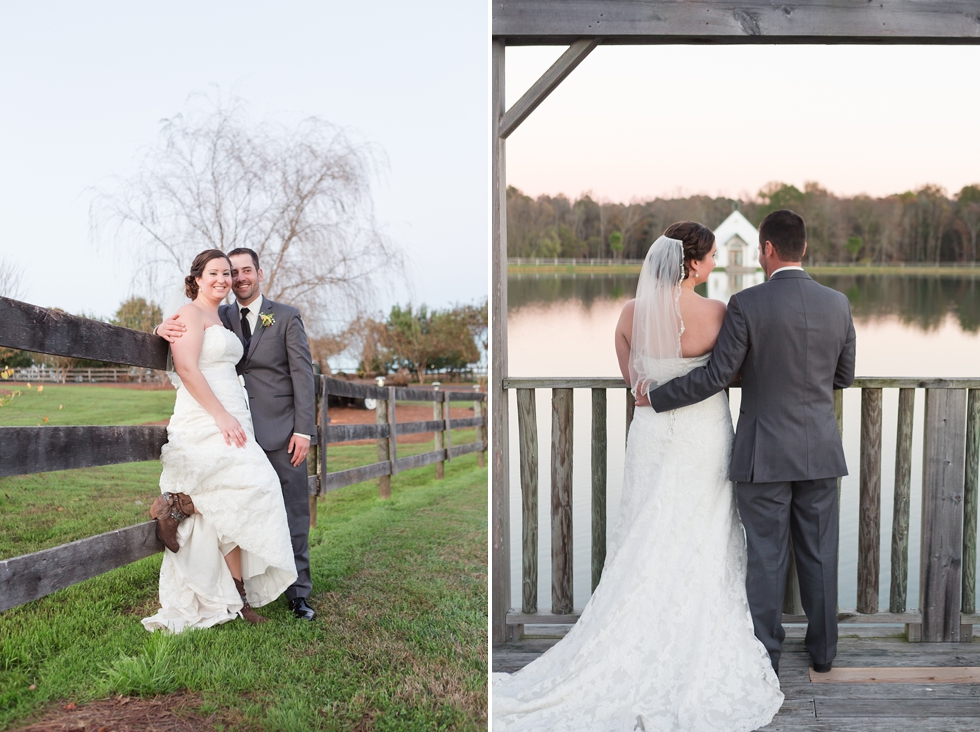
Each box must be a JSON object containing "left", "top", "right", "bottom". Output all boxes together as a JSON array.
[{"left": 154, "top": 315, "right": 187, "bottom": 344}]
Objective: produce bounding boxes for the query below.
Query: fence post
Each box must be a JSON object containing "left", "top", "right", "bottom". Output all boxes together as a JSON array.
[
  {"left": 434, "top": 392, "right": 445, "bottom": 479},
  {"left": 376, "top": 390, "right": 392, "bottom": 499},
  {"left": 308, "top": 378, "right": 321, "bottom": 529},
  {"left": 591, "top": 388, "right": 607, "bottom": 593},
  {"left": 474, "top": 394, "right": 485, "bottom": 469},
  {"left": 517, "top": 388, "right": 538, "bottom": 615},
  {"left": 857, "top": 388, "right": 883, "bottom": 614},
  {"left": 552, "top": 388, "right": 573, "bottom": 615},
  {"left": 442, "top": 391, "right": 452, "bottom": 462}
]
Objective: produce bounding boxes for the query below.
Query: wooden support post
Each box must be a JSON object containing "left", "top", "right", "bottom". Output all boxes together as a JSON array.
[
  {"left": 857, "top": 388, "right": 883, "bottom": 614},
  {"left": 920, "top": 388, "right": 967, "bottom": 642},
  {"left": 442, "top": 391, "right": 452, "bottom": 462},
  {"left": 376, "top": 391, "right": 391, "bottom": 500},
  {"left": 434, "top": 396, "right": 445, "bottom": 479},
  {"left": 591, "top": 388, "right": 607, "bottom": 593},
  {"left": 963, "top": 390, "right": 980, "bottom": 633},
  {"left": 490, "top": 37, "right": 513, "bottom": 644},
  {"left": 475, "top": 397, "right": 485, "bottom": 469},
  {"left": 517, "top": 388, "right": 538, "bottom": 614},
  {"left": 891, "top": 388, "right": 915, "bottom": 616},
  {"left": 551, "top": 388, "right": 574, "bottom": 615}
]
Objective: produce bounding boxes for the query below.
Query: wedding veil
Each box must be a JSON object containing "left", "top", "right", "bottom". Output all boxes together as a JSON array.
[{"left": 629, "top": 235, "right": 686, "bottom": 398}]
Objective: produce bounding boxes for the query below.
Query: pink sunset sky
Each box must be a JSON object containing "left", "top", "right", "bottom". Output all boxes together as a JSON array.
[{"left": 504, "top": 45, "right": 980, "bottom": 203}]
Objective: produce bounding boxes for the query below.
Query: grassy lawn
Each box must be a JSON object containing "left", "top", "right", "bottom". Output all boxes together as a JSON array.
[
  {"left": 0, "top": 386, "right": 488, "bottom": 731},
  {"left": 0, "top": 384, "right": 177, "bottom": 426}
]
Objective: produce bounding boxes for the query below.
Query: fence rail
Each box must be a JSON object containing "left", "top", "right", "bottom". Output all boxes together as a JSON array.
[
  {"left": 0, "top": 296, "right": 487, "bottom": 614},
  {"left": 502, "top": 376, "right": 980, "bottom": 643},
  {"left": 5, "top": 366, "right": 167, "bottom": 384}
]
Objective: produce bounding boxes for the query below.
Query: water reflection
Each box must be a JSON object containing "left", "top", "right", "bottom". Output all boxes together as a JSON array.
[{"left": 506, "top": 271, "right": 980, "bottom": 613}]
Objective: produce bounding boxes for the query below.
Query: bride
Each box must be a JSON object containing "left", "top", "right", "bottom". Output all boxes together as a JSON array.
[
  {"left": 492, "top": 223, "right": 783, "bottom": 731},
  {"left": 142, "top": 249, "right": 297, "bottom": 632}
]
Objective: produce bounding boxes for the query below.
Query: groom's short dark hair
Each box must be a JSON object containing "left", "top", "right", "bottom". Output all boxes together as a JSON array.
[
  {"left": 228, "top": 247, "right": 260, "bottom": 271},
  {"left": 759, "top": 210, "right": 806, "bottom": 261}
]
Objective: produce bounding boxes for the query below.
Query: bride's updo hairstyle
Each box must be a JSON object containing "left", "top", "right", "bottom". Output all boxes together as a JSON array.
[
  {"left": 663, "top": 221, "right": 715, "bottom": 281},
  {"left": 185, "top": 249, "right": 232, "bottom": 299}
]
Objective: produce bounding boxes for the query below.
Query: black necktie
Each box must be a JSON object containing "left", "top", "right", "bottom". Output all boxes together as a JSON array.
[{"left": 240, "top": 307, "right": 252, "bottom": 346}]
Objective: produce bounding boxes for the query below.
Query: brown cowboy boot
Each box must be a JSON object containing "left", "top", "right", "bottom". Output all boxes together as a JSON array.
[
  {"left": 149, "top": 492, "right": 195, "bottom": 553},
  {"left": 234, "top": 577, "right": 268, "bottom": 625}
]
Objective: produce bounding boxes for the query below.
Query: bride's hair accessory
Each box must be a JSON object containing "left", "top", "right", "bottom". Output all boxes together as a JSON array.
[{"left": 664, "top": 221, "right": 715, "bottom": 281}]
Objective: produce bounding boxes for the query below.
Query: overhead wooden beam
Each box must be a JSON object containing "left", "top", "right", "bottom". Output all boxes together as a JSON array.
[
  {"left": 493, "top": 1, "right": 980, "bottom": 45},
  {"left": 499, "top": 38, "right": 600, "bottom": 138},
  {"left": 0, "top": 297, "right": 169, "bottom": 369}
]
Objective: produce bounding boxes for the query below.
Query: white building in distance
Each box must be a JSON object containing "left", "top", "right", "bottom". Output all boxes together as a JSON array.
[{"left": 711, "top": 210, "right": 760, "bottom": 271}]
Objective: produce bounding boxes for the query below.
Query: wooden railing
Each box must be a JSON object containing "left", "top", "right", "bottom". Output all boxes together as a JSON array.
[
  {"left": 500, "top": 376, "right": 980, "bottom": 643},
  {"left": 6, "top": 366, "right": 166, "bottom": 384},
  {"left": 0, "top": 296, "right": 486, "bottom": 613}
]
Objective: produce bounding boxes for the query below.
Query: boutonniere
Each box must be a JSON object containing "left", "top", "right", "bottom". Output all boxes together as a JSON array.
[{"left": 259, "top": 311, "right": 275, "bottom": 328}]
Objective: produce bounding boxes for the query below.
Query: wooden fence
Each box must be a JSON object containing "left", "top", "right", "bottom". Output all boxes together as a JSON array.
[
  {"left": 0, "top": 296, "right": 486, "bottom": 613},
  {"left": 502, "top": 376, "right": 980, "bottom": 644},
  {"left": 7, "top": 366, "right": 166, "bottom": 384}
]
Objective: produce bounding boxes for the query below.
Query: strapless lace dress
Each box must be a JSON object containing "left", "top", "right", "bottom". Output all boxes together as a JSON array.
[
  {"left": 492, "top": 356, "right": 783, "bottom": 731},
  {"left": 142, "top": 325, "right": 298, "bottom": 633}
]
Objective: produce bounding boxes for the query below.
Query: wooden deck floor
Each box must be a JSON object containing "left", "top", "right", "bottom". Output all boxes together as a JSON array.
[{"left": 493, "top": 627, "right": 980, "bottom": 730}]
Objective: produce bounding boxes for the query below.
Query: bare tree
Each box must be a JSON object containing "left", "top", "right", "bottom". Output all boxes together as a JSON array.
[
  {"left": 91, "top": 93, "right": 402, "bottom": 333},
  {"left": 0, "top": 257, "right": 24, "bottom": 300}
]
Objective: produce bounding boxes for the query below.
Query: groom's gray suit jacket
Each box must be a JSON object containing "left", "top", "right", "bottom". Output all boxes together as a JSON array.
[
  {"left": 219, "top": 298, "right": 317, "bottom": 452},
  {"left": 649, "top": 270, "right": 856, "bottom": 483}
]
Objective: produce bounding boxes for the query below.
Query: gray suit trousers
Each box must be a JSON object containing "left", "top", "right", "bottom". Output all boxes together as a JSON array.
[
  {"left": 265, "top": 444, "right": 312, "bottom": 601},
  {"left": 736, "top": 478, "right": 839, "bottom": 671}
]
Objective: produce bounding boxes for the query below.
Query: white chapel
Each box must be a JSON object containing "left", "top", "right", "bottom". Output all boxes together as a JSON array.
[{"left": 711, "top": 210, "right": 760, "bottom": 271}]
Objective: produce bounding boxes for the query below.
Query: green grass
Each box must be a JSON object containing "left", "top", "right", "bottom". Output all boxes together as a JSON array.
[
  {"left": 0, "top": 384, "right": 177, "bottom": 426},
  {"left": 0, "top": 456, "right": 487, "bottom": 731},
  {"left": 0, "top": 386, "right": 488, "bottom": 730}
]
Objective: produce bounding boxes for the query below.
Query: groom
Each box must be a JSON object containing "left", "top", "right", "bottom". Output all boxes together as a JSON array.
[
  {"left": 649, "top": 210, "right": 856, "bottom": 674},
  {"left": 159, "top": 247, "right": 318, "bottom": 621}
]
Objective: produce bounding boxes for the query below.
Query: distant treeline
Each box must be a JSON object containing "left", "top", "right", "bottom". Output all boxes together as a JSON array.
[{"left": 507, "top": 182, "right": 980, "bottom": 264}]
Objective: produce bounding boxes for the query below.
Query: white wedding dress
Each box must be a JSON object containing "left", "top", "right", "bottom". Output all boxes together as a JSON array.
[
  {"left": 492, "top": 355, "right": 783, "bottom": 732},
  {"left": 142, "top": 325, "right": 298, "bottom": 633}
]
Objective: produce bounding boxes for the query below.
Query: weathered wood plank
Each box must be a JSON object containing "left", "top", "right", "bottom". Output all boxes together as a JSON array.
[
  {"left": 0, "top": 426, "right": 168, "bottom": 478},
  {"left": 891, "top": 388, "right": 915, "bottom": 613},
  {"left": 0, "top": 521, "right": 162, "bottom": 612},
  {"left": 394, "top": 449, "right": 447, "bottom": 472},
  {"left": 591, "top": 388, "right": 607, "bottom": 593},
  {"left": 387, "top": 387, "right": 398, "bottom": 481},
  {"left": 376, "top": 395, "right": 392, "bottom": 499},
  {"left": 323, "top": 377, "right": 387, "bottom": 400},
  {"left": 491, "top": 37, "right": 512, "bottom": 644},
  {"left": 810, "top": 666, "right": 980, "bottom": 684},
  {"left": 322, "top": 461, "right": 391, "bottom": 492},
  {"left": 493, "top": 0, "right": 980, "bottom": 45},
  {"left": 814, "top": 697, "right": 980, "bottom": 718},
  {"left": 319, "top": 375, "right": 329, "bottom": 487},
  {"left": 448, "top": 442, "right": 484, "bottom": 459},
  {"left": 502, "top": 377, "right": 980, "bottom": 390},
  {"left": 508, "top": 609, "right": 927, "bottom": 627},
  {"left": 395, "top": 386, "right": 440, "bottom": 402},
  {"left": 499, "top": 38, "right": 600, "bottom": 139},
  {"left": 447, "top": 390, "right": 486, "bottom": 402},
  {"left": 858, "top": 388, "right": 883, "bottom": 613},
  {"left": 921, "top": 388, "right": 968, "bottom": 642},
  {"left": 517, "top": 388, "right": 538, "bottom": 615},
  {"left": 551, "top": 388, "right": 573, "bottom": 615},
  {"left": 964, "top": 389, "right": 980, "bottom": 614},
  {"left": 396, "top": 419, "right": 446, "bottom": 436},
  {"left": 0, "top": 297, "right": 170, "bottom": 369},
  {"left": 308, "top": 383, "right": 320, "bottom": 527},
  {"left": 324, "top": 423, "right": 390, "bottom": 442},
  {"left": 475, "top": 398, "right": 485, "bottom": 468},
  {"left": 442, "top": 391, "right": 452, "bottom": 463},
  {"left": 447, "top": 416, "right": 485, "bottom": 429}
]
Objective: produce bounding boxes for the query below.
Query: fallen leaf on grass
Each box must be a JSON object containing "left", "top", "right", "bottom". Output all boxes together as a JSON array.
[
  {"left": 64, "top": 702, "right": 76, "bottom": 711},
  {"left": 28, "top": 684, "right": 35, "bottom": 690}
]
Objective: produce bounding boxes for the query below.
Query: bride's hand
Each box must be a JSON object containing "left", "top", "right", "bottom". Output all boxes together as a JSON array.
[
  {"left": 634, "top": 392, "right": 651, "bottom": 408},
  {"left": 215, "top": 411, "right": 247, "bottom": 448}
]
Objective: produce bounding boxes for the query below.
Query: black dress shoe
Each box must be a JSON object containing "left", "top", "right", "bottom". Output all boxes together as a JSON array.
[
  {"left": 289, "top": 597, "right": 316, "bottom": 621},
  {"left": 812, "top": 661, "right": 832, "bottom": 673}
]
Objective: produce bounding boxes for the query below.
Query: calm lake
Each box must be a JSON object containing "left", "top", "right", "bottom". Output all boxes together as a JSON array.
[{"left": 506, "top": 271, "right": 980, "bottom": 613}]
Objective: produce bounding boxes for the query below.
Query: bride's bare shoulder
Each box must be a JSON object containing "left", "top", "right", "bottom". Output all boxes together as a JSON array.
[
  {"left": 174, "top": 304, "right": 206, "bottom": 328},
  {"left": 616, "top": 299, "right": 636, "bottom": 329}
]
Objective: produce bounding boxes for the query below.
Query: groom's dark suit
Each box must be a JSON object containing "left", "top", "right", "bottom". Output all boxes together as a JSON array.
[
  {"left": 649, "top": 269, "right": 856, "bottom": 670},
  {"left": 219, "top": 296, "right": 317, "bottom": 602}
]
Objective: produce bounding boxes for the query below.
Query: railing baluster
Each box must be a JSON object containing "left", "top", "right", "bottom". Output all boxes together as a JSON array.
[
  {"left": 591, "top": 388, "right": 607, "bottom": 593},
  {"left": 857, "top": 388, "right": 883, "bottom": 613},
  {"left": 434, "top": 396, "right": 445, "bottom": 479},
  {"left": 516, "top": 388, "right": 538, "bottom": 615},
  {"left": 890, "top": 388, "right": 915, "bottom": 614},
  {"left": 552, "top": 388, "right": 574, "bottom": 614},
  {"left": 963, "top": 389, "right": 980, "bottom": 615},
  {"left": 921, "top": 388, "right": 967, "bottom": 642}
]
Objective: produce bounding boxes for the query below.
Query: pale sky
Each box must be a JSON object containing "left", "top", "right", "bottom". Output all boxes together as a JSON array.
[
  {"left": 0, "top": 1, "right": 487, "bottom": 321},
  {"left": 504, "top": 44, "right": 980, "bottom": 203}
]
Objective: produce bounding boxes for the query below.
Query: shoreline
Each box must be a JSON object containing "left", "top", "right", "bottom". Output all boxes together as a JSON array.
[{"left": 508, "top": 264, "right": 980, "bottom": 276}]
